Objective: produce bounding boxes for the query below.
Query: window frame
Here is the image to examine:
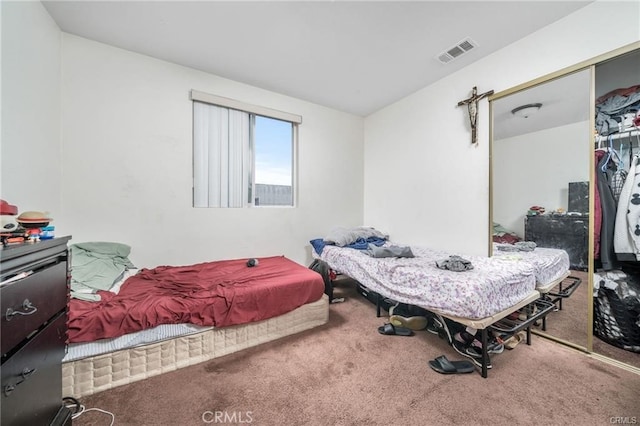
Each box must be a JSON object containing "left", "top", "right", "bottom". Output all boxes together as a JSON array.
[{"left": 191, "top": 90, "right": 301, "bottom": 208}]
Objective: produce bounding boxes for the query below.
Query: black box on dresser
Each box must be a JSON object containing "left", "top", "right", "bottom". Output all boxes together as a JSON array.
[{"left": 1, "top": 237, "right": 72, "bottom": 426}]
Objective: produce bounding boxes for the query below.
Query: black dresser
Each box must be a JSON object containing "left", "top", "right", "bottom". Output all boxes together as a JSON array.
[
  {"left": 1, "top": 237, "right": 72, "bottom": 426},
  {"left": 524, "top": 214, "right": 588, "bottom": 270}
]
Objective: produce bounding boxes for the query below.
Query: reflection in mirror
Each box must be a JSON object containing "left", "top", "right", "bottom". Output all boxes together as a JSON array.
[{"left": 491, "top": 69, "right": 591, "bottom": 350}]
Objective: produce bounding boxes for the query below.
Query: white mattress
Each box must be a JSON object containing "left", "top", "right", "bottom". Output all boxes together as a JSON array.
[
  {"left": 492, "top": 244, "right": 570, "bottom": 288},
  {"left": 317, "top": 243, "right": 536, "bottom": 319},
  {"left": 64, "top": 323, "right": 212, "bottom": 362},
  {"left": 62, "top": 294, "right": 329, "bottom": 398}
]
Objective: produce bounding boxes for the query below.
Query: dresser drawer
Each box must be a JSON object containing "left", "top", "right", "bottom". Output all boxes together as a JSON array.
[
  {"left": 1, "top": 312, "right": 66, "bottom": 426},
  {"left": 1, "top": 261, "right": 68, "bottom": 356},
  {"left": 524, "top": 215, "right": 588, "bottom": 270}
]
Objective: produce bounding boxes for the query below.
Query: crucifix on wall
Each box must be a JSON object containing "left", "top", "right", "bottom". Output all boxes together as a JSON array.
[{"left": 457, "top": 86, "right": 494, "bottom": 145}]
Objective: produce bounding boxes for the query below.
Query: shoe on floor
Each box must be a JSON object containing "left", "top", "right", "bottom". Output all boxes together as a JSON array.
[
  {"left": 388, "top": 302, "right": 411, "bottom": 317},
  {"left": 466, "top": 342, "right": 504, "bottom": 357},
  {"left": 504, "top": 330, "right": 526, "bottom": 349},
  {"left": 428, "top": 355, "right": 475, "bottom": 374},
  {"left": 377, "top": 323, "right": 414, "bottom": 336},
  {"left": 451, "top": 332, "right": 493, "bottom": 369},
  {"left": 429, "top": 314, "right": 452, "bottom": 344},
  {"left": 426, "top": 316, "right": 442, "bottom": 335},
  {"left": 389, "top": 314, "right": 429, "bottom": 331}
]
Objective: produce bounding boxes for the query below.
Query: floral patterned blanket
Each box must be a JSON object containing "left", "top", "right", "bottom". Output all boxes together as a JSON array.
[
  {"left": 316, "top": 243, "right": 536, "bottom": 319},
  {"left": 492, "top": 244, "right": 570, "bottom": 288}
]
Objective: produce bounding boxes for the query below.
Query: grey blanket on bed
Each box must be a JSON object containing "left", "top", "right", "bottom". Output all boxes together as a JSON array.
[
  {"left": 70, "top": 242, "right": 135, "bottom": 301},
  {"left": 365, "top": 244, "right": 414, "bottom": 258}
]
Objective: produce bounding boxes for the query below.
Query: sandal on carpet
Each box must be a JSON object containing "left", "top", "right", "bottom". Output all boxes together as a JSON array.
[
  {"left": 504, "top": 330, "right": 526, "bottom": 349},
  {"left": 389, "top": 314, "right": 429, "bottom": 331},
  {"left": 428, "top": 355, "right": 475, "bottom": 374},
  {"left": 377, "top": 323, "right": 414, "bottom": 336}
]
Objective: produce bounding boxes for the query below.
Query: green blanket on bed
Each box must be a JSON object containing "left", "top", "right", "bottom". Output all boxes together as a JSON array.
[{"left": 70, "top": 242, "right": 135, "bottom": 301}]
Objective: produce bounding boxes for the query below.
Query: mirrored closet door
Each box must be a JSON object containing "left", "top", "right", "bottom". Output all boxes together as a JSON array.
[
  {"left": 491, "top": 69, "right": 592, "bottom": 351},
  {"left": 490, "top": 42, "right": 640, "bottom": 370}
]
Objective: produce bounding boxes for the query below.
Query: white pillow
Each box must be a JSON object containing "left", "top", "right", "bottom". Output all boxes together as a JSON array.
[{"left": 324, "top": 226, "right": 388, "bottom": 247}]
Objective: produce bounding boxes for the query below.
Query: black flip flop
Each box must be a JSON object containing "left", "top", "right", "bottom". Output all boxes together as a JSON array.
[
  {"left": 377, "top": 323, "right": 414, "bottom": 336},
  {"left": 428, "top": 355, "right": 475, "bottom": 374}
]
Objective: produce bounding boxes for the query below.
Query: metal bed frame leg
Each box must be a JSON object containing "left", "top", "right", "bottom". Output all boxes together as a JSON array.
[
  {"left": 480, "top": 328, "right": 489, "bottom": 378},
  {"left": 526, "top": 303, "right": 533, "bottom": 345},
  {"left": 541, "top": 295, "right": 549, "bottom": 331},
  {"left": 542, "top": 307, "right": 547, "bottom": 331},
  {"left": 558, "top": 282, "right": 564, "bottom": 311}
]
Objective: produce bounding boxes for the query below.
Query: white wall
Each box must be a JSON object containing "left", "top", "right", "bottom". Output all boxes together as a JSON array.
[
  {"left": 59, "top": 34, "right": 363, "bottom": 268},
  {"left": 493, "top": 121, "right": 591, "bottom": 238},
  {"left": 363, "top": 1, "right": 640, "bottom": 256},
  {"left": 1, "top": 1, "right": 62, "bottom": 215},
  {"left": 595, "top": 49, "right": 640, "bottom": 98}
]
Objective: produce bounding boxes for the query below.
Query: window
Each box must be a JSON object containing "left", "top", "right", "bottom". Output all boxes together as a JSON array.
[
  {"left": 191, "top": 90, "right": 300, "bottom": 208},
  {"left": 254, "top": 116, "right": 294, "bottom": 206}
]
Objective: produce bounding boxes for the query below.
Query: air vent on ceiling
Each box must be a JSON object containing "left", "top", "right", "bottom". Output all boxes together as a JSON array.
[{"left": 436, "top": 38, "right": 477, "bottom": 64}]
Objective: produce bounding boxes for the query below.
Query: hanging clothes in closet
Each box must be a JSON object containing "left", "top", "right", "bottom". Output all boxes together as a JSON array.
[
  {"left": 593, "top": 82, "right": 640, "bottom": 266},
  {"left": 610, "top": 143, "right": 629, "bottom": 203},
  {"left": 594, "top": 130, "right": 640, "bottom": 265},
  {"left": 594, "top": 142, "right": 619, "bottom": 270},
  {"left": 613, "top": 151, "right": 640, "bottom": 261}
]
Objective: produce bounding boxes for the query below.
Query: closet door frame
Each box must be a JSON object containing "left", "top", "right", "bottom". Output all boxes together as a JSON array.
[{"left": 488, "top": 41, "right": 640, "bottom": 373}]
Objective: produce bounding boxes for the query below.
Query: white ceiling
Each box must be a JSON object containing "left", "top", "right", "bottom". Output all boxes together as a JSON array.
[
  {"left": 493, "top": 69, "right": 592, "bottom": 140},
  {"left": 493, "top": 47, "right": 640, "bottom": 140},
  {"left": 42, "top": 1, "right": 593, "bottom": 117}
]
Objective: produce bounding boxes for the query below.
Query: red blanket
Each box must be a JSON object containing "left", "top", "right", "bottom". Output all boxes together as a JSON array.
[{"left": 68, "top": 256, "right": 324, "bottom": 343}]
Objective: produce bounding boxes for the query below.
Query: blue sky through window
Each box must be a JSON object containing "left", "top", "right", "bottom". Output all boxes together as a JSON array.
[{"left": 254, "top": 116, "right": 292, "bottom": 185}]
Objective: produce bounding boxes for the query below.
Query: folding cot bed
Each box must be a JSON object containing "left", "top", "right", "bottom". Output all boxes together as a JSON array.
[
  {"left": 491, "top": 223, "right": 582, "bottom": 311},
  {"left": 311, "top": 229, "right": 557, "bottom": 377},
  {"left": 491, "top": 243, "right": 582, "bottom": 329},
  {"left": 62, "top": 243, "right": 329, "bottom": 397}
]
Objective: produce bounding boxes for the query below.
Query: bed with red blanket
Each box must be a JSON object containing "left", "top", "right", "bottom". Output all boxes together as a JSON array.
[
  {"left": 68, "top": 255, "right": 324, "bottom": 343},
  {"left": 62, "top": 246, "right": 329, "bottom": 398}
]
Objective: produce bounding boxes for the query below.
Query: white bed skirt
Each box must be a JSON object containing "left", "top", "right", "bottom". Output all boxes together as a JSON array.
[{"left": 62, "top": 294, "right": 329, "bottom": 398}]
